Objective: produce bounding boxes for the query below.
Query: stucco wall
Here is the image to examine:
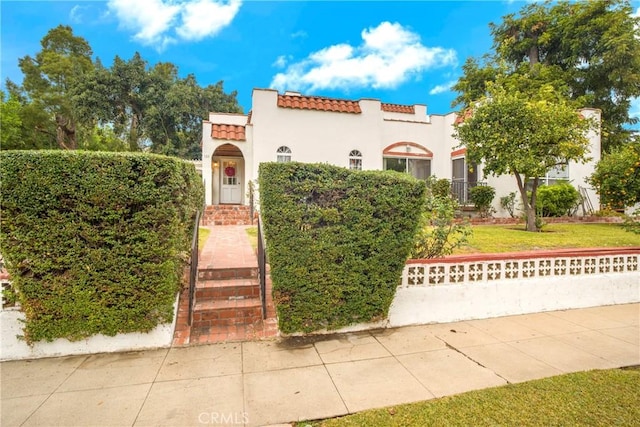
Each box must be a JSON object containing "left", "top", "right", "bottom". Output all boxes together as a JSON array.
[
  {"left": 1, "top": 295, "right": 179, "bottom": 361},
  {"left": 202, "top": 89, "right": 602, "bottom": 216}
]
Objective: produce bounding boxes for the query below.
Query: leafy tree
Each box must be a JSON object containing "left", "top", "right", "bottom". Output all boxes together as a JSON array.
[
  {"left": 0, "top": 91, "right": 23, "bottom": 149},
  {"left": 72, "top": 53, "right": 242, "bottom": 158},
  {"left": 1, "top": 86, "right": 56, "bottom": 150},
  {"left": 589, "top": 139, "right": 640, "bottom": 209},
  {"left": 13, "top": 25, "right": 94, "bottom": 149},
  {"left": 453, "top": 0, "right": 640, "bottom": 153},
  {"left": 454, "top": 83, "right": 595, "bottom": 232}
]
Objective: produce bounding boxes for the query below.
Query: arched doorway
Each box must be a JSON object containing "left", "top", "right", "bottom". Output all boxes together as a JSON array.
[{"left": 212, "top": 143, "right": 244, "bottom": 204}]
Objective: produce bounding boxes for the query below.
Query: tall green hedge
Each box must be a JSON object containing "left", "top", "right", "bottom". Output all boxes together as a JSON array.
[
  {"left": 259, "top": 162, "right": 426, "bottom": 333},
  {"left": 0, "top": 151, "right": 203, "bottom": 343}
]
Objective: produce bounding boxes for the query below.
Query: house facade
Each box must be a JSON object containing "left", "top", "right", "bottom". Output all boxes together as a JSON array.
[{"left": 202, "top": 88, "right": 601, "bottom": 217}]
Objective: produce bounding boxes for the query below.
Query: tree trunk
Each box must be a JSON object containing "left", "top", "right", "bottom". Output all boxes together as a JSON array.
[
  {"left": 514, "top": 172, "right": 540, "bottom": 232},
  {"left": 55, "top": 114, "right": 77, "bottom": 150}
]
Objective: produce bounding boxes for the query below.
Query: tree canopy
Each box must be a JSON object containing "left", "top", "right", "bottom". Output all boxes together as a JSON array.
[
  {"left": 3, "top": 25, "right": 242, "bottom": 158},
  {"left": 589, "top": 138, "right": 640, "bottom": 209},
  {"left": 454, "top": 82, "right": 595, "bottom": 231},
  {"left": 453, "top": 0, "right": 640, "bottom": 153}
]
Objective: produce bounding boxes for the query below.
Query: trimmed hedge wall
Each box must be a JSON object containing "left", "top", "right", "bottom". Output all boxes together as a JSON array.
[
  {"left": 0, "top": 151, "right": 203, "bottom": 343},
  {"left": 259, "top": 162, "right": 426, "bottom": 333}
]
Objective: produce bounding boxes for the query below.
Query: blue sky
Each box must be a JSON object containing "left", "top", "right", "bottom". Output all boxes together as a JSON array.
[{"left": 2, "top": 0, "right": 639, "bottom": 120}]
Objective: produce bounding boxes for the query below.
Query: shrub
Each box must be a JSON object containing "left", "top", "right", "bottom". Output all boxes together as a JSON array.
[
  {"left": 411, "top": 177, "right": 472, "bottom": 259},
  {"left": 430, "top": 178, "right": 452, "bottom": 198},
  {"left": 622, "top": 209, "right": 640, "bottom": 235},
  {"left": 500, "top": 192, "right": 517, "bottom": 218},
  {"left": 0, "top": 150, "right": 203, "bottom": 343},
  {"left": 259, "top": 162, "right": 425, "bottom": 334},
  {"left": 537, "top": 182, "right": 580, "bottom": 217},
  {"left": 589, "top": 141, "right": 640, "bottom": 209},
  {"left": 469, "top": 185, "right": 496, "bottom": 218}
]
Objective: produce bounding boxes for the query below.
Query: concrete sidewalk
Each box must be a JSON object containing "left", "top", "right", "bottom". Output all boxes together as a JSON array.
[{"left": 2, "top": 303, "right": 638, "bottom": 427}]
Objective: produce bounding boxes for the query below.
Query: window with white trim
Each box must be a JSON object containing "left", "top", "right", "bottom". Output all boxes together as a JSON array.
[
  {"left": 525, "top": 164, "right": 570, "bottom": 192},
  {"left": 383, "top": 157, "right": 431, "bottom": 180},
  {"left": 276, "top": 146, "right": 291, "bottom": 163},
  {"left": 543, "top": 164, "right": 569, "bottom": 185},
  {"left": 349, "top": 150, "right": 362, "bottom": 170}
]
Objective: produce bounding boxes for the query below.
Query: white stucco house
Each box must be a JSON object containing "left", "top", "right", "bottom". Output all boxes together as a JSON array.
[{"left": 202, "top": 88, "right": 601, "bottom": 217}]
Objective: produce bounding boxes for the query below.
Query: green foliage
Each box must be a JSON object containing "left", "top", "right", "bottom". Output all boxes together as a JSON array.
[
  {"left": 622, "top": 209, "right": 640, "bottom": 235},
  {"left": 453, "top": 0, "right": 640, "bottom": 153},
  {"left": 259, "top": 162, "right": 425, "bottom": 334},
  {"left": 589, "top": 141, "right": 640, "bottom": 209},
  {"left": 429, "top": 178, "right": 452, "bottom": 198},
  {"left": 411, "top": 177, "right": 472, "bottom": 259},
  {"left": 71, "top": 53, "right": 242, "bottom": 158},
  {"left": 537, "top": 182, "right": 580, "bottom": 217},
  {"left": 453, "top": 82, "right": 594, "bottom": 231},
  {"left": 5, "top": 26, "right": 242, "bottom": 158},
  {"left": 15, "top": 25, "right": 94, "bottom": 150},
  {"left": 500, "top": 192, "right": 517, "bottom": 218},
  {"left": 0, "top": 91, "right": 24, "bottom": 149},
  {"left": 0, "top": 151, "right": 203, "bottom": 343},
  {"left": 469, "top": 185, "right": 496, "bottom": 218}
]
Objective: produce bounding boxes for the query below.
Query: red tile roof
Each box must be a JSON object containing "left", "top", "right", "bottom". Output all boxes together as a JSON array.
[
  {"left": 454, "top": 109, "right": 473, "bottom": 125},
  {"left": 211, "top": 124, "right": 246, "bottom": 141},
  {"left": 381, "top": 103, "right": 415, "bottom": 114},
  {"left": 277, "top": 94, "right": 361, "bottom": 114}
]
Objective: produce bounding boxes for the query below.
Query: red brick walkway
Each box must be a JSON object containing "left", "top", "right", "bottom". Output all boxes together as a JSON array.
[{"left": 173, "top": 225, "right": 278, "bottom": 346}]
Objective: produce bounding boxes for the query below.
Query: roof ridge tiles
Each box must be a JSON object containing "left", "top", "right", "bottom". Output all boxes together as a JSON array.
[{"left": 277, "top": 93, "right": 362, "bottom": 114}]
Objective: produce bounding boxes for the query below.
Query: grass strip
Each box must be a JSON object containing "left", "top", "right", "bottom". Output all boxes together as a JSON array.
[{"left": 306, "top": 368, "right": 640, "bottom": 426}]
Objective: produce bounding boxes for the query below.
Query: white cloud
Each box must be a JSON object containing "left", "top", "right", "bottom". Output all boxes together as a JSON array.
[
  {"left": 107, "top": 0, "right": 241, "bottom": 51},
  {"left": 272, "top": 55, "right": 289, "bottom": 68},
  {"left": 290, "top": 30, "right": 307, "bottom": 39},
  {"left": 429, "top": 80, "right": 457, "bottom": 95},
  {"left": 70, "top": 5, "right": 87, "bottom": 24},
  {"left": 633, "top": 7, "right": 639, "bottom": 18},
  {"left": 270, "top": 21, "right": 457, "bottom": 92},
  {"left": 177, "top": 0, "right": 241, "bottom": 41}
]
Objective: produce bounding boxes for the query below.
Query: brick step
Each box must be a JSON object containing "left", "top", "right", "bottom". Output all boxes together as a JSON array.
[
  {"left": 195, "top": 278, "right": 260, "bottom": 301},
  {"left": 192, "top": 298, "right": 263, "bottom": 328},
  {"left": 198, "top": 266, "right": 258, "bottom": 280},
  {"left": 201, "top": 205, "right": 256, "bottom": 226}
]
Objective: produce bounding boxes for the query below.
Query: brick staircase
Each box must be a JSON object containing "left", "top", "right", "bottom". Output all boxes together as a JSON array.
[
  {"left": 190, "top": 266, "right": 263, "bottom": 339},
  {"left": 173, "top": 225, "right": 277, "bottom": 346},
  {"left": 201, "top": 205, "right": 255, "bottom": 226}
]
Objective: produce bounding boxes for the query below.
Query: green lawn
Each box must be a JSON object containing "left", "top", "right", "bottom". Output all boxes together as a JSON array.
[
  {"left": 304, "top": 368, "right": 640, "bottom": 427},
  {"left": 198, "top": 227, "right": 211, "bottom": 251},
  {"left": 245, "top": 226, "right": 258, "bottom": 250},
  {"left": 244, "top": 223, "right": 638, "bottom": 255},
  {"left": 455, "top": 223, "right": 639, "bottom": 254}
]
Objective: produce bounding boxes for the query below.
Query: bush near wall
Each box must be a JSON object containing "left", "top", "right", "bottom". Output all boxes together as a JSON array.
[
  {"left": 0, "top": 151, "right": 203, "bottom": 343},
  {"left": 537, "top": 182, "right": 580, "bottom": 217},
  {"left": 259, "top": 162, "right": 426, "bottom": 334}
]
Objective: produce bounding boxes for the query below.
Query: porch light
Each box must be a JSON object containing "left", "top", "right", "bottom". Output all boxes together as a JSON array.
[{"left": 213, "top": 161, "right": 219, "bottom": 168}]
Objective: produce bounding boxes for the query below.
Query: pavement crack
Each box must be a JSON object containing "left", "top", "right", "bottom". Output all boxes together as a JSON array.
[{"left": 438, "top": 337, "right": 512, "bottom": 385}]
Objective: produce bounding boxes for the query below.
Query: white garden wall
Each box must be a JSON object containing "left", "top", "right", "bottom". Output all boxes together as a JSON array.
[
  {"left": 0, "top": 295, "right": 179, "bottom": 361},
  {"left": 388, "top": 248, "right": 639, "bottom": 327}
]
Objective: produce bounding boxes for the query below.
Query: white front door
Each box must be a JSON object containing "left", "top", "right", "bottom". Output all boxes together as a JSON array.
[{"left": 220, "top": 158, "right": 243, "bottom": 204}]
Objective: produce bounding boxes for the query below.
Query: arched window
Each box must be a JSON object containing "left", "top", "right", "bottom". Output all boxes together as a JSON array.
[
  {"left": 276, "top": 146, "right": 292, "bottom": 162},
  {"left": 349, "top": 149, "right": 362, "bottom": 170}
]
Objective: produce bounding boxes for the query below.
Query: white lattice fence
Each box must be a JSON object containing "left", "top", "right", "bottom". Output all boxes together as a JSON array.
[
  {"left": 402, "top": 252, "right": 639, "bottom": 287},
  {"left": 388, "top": 248, "right": 640, "bottom": 328}
]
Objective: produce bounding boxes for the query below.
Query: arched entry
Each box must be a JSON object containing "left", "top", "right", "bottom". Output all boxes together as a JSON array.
[{"left": 212, "top": 143, "right": 244, "bottom": 204}]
